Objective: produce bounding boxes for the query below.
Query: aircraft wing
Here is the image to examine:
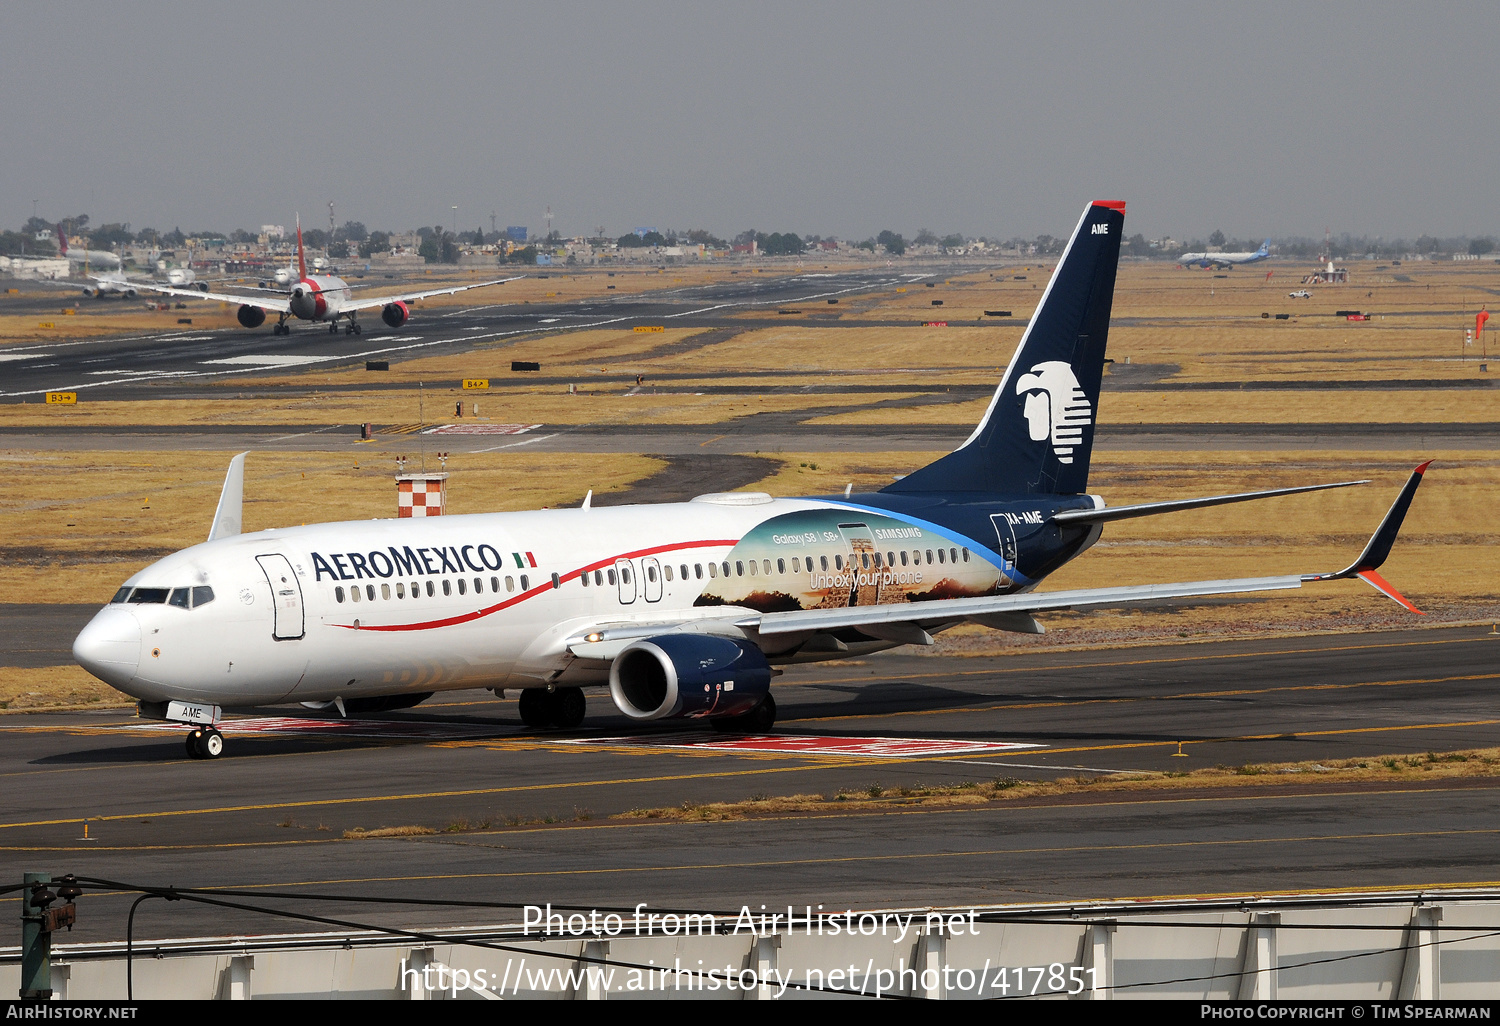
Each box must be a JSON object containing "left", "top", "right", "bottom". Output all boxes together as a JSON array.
[
  {"left": 569, "top": 463, "right": 1430, "bottom": 656},
  {"left": 130, "top": 281, "right": 292, "bottom": 312},
  {"left": 340, "top": 275, "right": 526, "bottom": 313}
]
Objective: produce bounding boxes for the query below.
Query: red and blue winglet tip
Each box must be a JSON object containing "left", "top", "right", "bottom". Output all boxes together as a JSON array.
[{"left": 1303, "top": 460, "right": 1430, "bottom": 613}]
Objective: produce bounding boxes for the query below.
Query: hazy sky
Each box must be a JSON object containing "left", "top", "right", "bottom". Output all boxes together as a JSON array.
[{"left": 4, "top": 2, "right": 1494, "bottom": 242}]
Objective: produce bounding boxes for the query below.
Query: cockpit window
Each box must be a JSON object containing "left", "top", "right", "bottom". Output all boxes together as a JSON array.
[
  {"left": 110, "top": 587, "right": 133, "bottom": 604},
  {"left": 169, "top": 588, "right": 191, "bottom": 608},
  {"left": 192, "top": 586, "right": 214, "bottom": 608},
  {"left": 128, "top": 588, "right": 169, "bottom": 604}
]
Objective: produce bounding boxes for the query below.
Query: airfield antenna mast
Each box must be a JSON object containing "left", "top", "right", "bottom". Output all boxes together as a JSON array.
[
  {"left": 490, "top": 211, "right": 497, "bottom": 237},
  {"left": 545, "top": 206, "right": 553, "bottom": 238},
  {"left": 329, "top": 201, "right": 336, "bottom": 243}
]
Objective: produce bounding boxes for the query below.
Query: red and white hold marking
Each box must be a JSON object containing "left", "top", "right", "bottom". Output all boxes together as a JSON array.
[
  {"left": 557, "top": 733, "right": 1042, "bottom": 758},
  {"left": 424, "top": 423, "right": 542, "bottom": 435}
]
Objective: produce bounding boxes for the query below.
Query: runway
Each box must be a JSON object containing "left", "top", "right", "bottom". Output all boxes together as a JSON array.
[{"left": 5, "top": 624, "right": 1499, "bottom": 942}]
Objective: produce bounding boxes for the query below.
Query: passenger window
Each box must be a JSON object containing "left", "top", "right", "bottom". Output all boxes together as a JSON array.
[
  {"left": 491, "top": 576, "right": 499, "bottom": 592},
  {"left": 926, "top": 549, "right": 934, "bottom": 564},
  {"left": 461, "top": 579, "right": 470, "bottom": 595},
  {"left": 621, "top": 568, "right": 631, "bottom": 584},
  {"left": 129, "top": 588, "right": 169, "bottom": 604},
  {"left": 411, "top": 581, "right": 420, "bottom": 598},
  {"left": 351, "top": 586, "right": 361, "bottom": 603},
  {"left": 474, "top": 577, "right": 483, "bottom": 593},
  {"left": 425, "top": 581, "right": 435, "bottom": 597},
  {"left": 873, "top": 552, "right": 882, "bottom": 568},
  {"left": 647, "top": 566, "right": 657, "bottom": 583},
  {"left": 900, "top": 551, "right": 909, "bottom": 566},
  {"left": 962, "top": 548, "right": 970, "bottom": 562},
  {"left": 721, "top": 561, "right": 730, "bottom": 578},
  {"left": 520, "top": 575, "right": 529, "bottom": 590},
  {"left": 763, "top": 559, "right": 771, "bottom": 575},
  {"left": 821, "top": 556, "right": 829, "bottom": 571},
  {"left": 862, "top": 553, "right": 871, "bottom": 569},
  {"left": 366, "top": 584, "right": 376, "bottom": 601},
  {"left": 747, "top": 560, "right": 756, "bottom": 576},
  {"left": 887, "top": 551, "right": 896, "bottom": 566},
  {"left": 336, "top": 587, "right": 345, "bottom": 603},
  {"left": 695, "top": 564, "right": 703, "bottom": 579},
  {"left": 665, "top": 565, "right": 674, "bottom": 581},
  {"left": 937, "top": 549, "right": 945, "bottom": 564},
  {"left": 110, "top": 587, "right": 133, "bottom": 604},
  {"left": 607, "top": 569, "right": 616, "bottom": 585},
  {"left": 777, "top": 559, "right": 785, "bottom": 574},
  {"left": 581, "top": 572, "right": 590, "bottom": 588},
  {"left": 791, "top": 558, "right": 800, "bottom": 573},
  {"left": 506, "top": 576, "right": 515, "bottom": 592},
  {"left": 834, "top": 555, "right": 843, "bottom": 570},
  {"left": 381, "top": 583, "right": 391, "bottom": 600},
  {"left": 551, "top": 573, "right": 561, "bottom": 590},
  {"left": 950, "top": 548, "right": 959, "bottom": 563},
  {"left": 594, "top": 569, "right": 604, "bottom": 586},
  {"left": 169, "top": 588, "right": 191, "bottom": 608},
  {"left": 736, "top": 561, "right": 744, "bottom": 576},
  {"left": 396, "top": 582, "right": 405, "bottom": 598},
  {"left": 443, "top": 580, "right": 452, "bottom": 596}
]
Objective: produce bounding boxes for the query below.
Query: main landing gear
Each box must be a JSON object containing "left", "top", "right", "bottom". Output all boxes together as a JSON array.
[
  {"left": 273, "top": 315, "right": 291, "bottom": 336},
  {"left": 518, "top": 687, "right": 586, "bottom": 731},
  {"left": 711, "top": 694, "right": 776, "bottom": 734},
  {"left": 344, "top": 318, "right": 362, "bottom": 336},
  {"left": 185, "top": 726, "right": 225, "bottom": 759}
]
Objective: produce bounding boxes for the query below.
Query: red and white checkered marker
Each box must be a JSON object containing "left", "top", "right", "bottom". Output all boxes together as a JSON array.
[{"left": 396, "top": 474, "right": 447, "bottom": 518}]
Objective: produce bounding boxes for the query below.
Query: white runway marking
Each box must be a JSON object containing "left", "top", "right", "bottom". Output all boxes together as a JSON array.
[
  {"left": 556, "top": 733, "right": 1043, "bottom": 758},
  {"left": 0, "top": 353, "right": 53, "bottom": 362},
  {"left": 202, "top": 355, "right": 326, "bottom": 367}
]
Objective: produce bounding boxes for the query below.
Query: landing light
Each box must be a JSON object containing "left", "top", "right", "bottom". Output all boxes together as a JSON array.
[{"left": 585, "top": 632, "right": 603, "bottom": 643}]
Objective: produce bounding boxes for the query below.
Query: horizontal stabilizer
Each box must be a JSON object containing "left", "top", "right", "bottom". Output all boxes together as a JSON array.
[{"left": 1052, "top": 479, "right": 1368, "bottom": 526}]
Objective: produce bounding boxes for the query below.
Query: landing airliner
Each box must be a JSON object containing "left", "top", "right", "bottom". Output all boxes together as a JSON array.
[
  {"left": 133, "top": 219, "right": 521, "bottom": 335},
  {"left": 73, "top": 201, "right": 1430, "bottom": 759},
  {"left": 1180, "top": 240, "right": 1271, "bottom": 269}
]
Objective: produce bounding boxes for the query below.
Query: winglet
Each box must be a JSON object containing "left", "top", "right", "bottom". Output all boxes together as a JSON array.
[
  {"left": 208, "top": 452, "right": 249, "bottom": 542},
  {"left": 296, "top": 215, "right": 307, "bottom": 281},
  {"left": 1303, "top": 461, "right": 1430, "bottom": 610}
]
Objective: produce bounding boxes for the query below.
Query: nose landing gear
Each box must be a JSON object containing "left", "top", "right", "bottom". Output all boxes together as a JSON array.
[{"left": 185, "top": 727, "right": 225, "bottom": 759}]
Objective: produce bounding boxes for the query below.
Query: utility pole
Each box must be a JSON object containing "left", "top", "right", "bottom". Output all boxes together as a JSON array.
[{"left": 490, "top": 211, "right": 497, "bottom": 237}]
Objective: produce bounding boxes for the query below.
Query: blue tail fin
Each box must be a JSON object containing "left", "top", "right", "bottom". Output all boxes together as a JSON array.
[{"left": 885, "top": 200, "right": 1125, "bottom": 496}]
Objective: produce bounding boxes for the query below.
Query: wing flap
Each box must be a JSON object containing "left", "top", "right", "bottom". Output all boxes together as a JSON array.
[
  {"left": 343, "top": 275, "right": 526, "bottom": 313},
  {"left": 132, "top": 281, "right": 292, "bottom": 312}
]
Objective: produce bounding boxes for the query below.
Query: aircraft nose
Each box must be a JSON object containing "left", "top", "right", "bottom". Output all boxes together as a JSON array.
[{"left": 73, "top": 607, "right": 141, "bottom": 689}]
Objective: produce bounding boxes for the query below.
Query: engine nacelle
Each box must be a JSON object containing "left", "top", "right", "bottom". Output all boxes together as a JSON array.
[
  {"left": 381, "top": 301, "right": 409, "bottom": 328},
  {"left": 608, "top": 634, "right": 771, "bottom": 721},
  {"left": 236, "top": 304, "right": 267, "bottom": 328},
  {"left": 289, "top": 286, "right": 320, "bottom": 320}
]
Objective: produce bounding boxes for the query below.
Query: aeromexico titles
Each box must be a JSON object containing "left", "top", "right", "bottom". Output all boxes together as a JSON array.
[{"left": 73, "top": 200, "right": 1432, "bottom": 759}]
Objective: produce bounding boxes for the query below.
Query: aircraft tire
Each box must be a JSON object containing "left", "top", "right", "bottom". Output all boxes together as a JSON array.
[
  {"left": 185, "top": 729, "right": 204, "bottom": 759},
  {"left": 517, "top": 688, "right": 549, "bottom": 728},
  {"left": 550, "top": 687, "right": 586, "bottom": 730},
  {"left": 710, "top": 694, "right": 776, "bottom": 734},
  {"left": 202, "top": 729, "right": 224, "bottom": 758}
]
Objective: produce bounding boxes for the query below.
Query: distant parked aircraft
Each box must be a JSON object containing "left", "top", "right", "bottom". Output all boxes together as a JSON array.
[{"left": 1180, "top": 240, "right": 1271, "bottom": 269}]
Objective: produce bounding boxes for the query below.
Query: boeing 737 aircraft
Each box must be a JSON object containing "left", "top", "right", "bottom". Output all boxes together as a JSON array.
[
  {"left": 73, "top": 201, "right": 1430, "bottom": 759},
  {"left": 133, "top": 219, "right": 521, "bottom": 335},
  {"left": 1180, "top": 240, "right": 1271, "bottom": 269}
]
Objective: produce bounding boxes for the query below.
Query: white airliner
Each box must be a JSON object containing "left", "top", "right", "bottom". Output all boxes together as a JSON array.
[
  {"left": 53, "top": 225, "right": 122, "bottom": 270},
  {"left": 1180, "top": 240, "right": 1271, "bottom": 269},
  {"left": 73, "top": 201, "right": 1430, "bottom": 759},
  {"left": 133, "top": 219, "right": 521, "bottom": 335}
]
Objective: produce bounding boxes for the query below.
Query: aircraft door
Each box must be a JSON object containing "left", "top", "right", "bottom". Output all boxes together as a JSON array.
[
  {"left": 990, "top": 515, "right": 1018, "bottom": 571},
  {"left": 256, "top": 553, "right": 305, "bottom": 640},
  {"left": 614, "top": 558, "right": 637, "bottom": 604},
  {"left": 641, "top": 556, "right": 663, "bottom": 602}
]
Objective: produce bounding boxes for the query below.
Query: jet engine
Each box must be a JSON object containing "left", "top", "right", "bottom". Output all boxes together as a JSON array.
[
  {"left": 381, "top": 300, "right": 409, "bottom": 327},
  {"left": 288, "top": 286, "right": 321, "bottom": 320},
  {"left": 608, "top": 634, "right": 771, "bottom": 720},
  {"left": 237, "top": 305, "right": 266, "bottom": 328}
]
